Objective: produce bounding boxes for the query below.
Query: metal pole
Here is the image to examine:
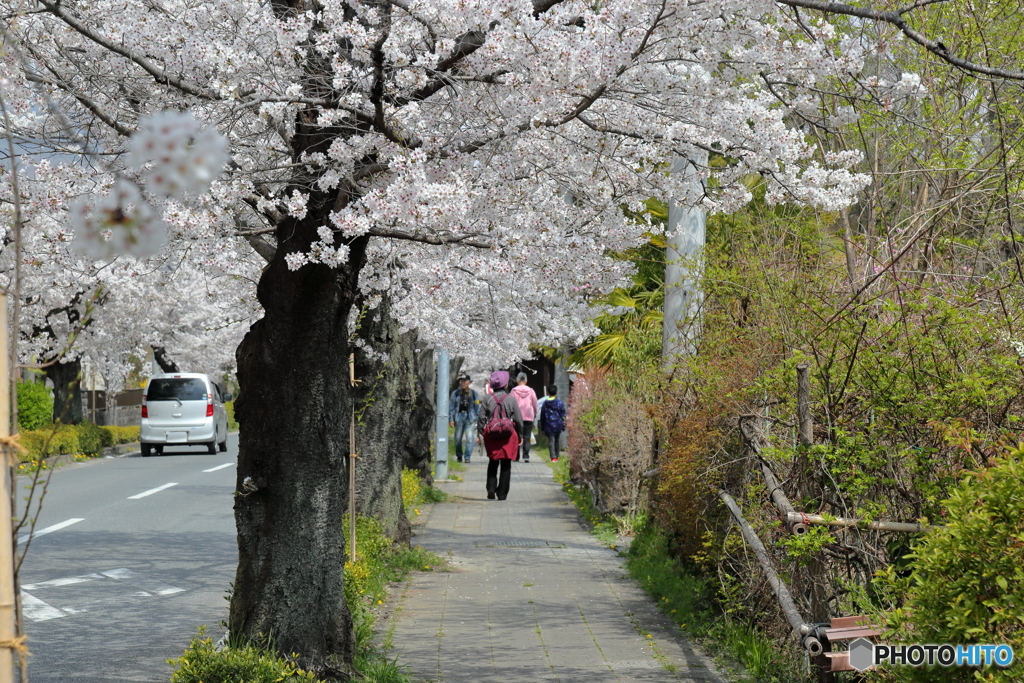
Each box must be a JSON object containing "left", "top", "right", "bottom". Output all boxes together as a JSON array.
[
  {"left": 349, "top": 353, "right": 357, "bottom": 563},
  {"left": 761, "top": 461, "right": 807, "bottom": 535},
  {"left": 435, "top": 348, "right": 449, "bottom": 481},
  {"left": 718, "top": 490, "right": 823, "bottom": 655},
  {"left": 786, "top": 511, "right": 933, "bottom": 534},
  {"left": 0, "top": 294, "right": 17, "bottom": 681}
]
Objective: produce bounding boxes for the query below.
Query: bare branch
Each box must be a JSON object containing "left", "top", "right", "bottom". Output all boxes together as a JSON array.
[
  {"left": 776, "top": 0, "right": 1024, "bottom": 80},
  {"left": 24, "top": 72, "right": 133, "bottom": 137},
  {"left": 367, "top": 226, "right": 494, "bottom": 249}
]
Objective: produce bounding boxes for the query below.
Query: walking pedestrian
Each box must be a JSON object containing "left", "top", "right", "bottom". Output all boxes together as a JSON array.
[
  {"left": 479, "top": 370, "right": 523, "bottom": 500},
  {"left": 449, "top": 373, "right": 480, "bottom": 463},
  {"left": 538, "top": 384, "right": 566, "bottom": 462},
  {"left": 510, "top": 373, "right": 538, "bottom": 463}
]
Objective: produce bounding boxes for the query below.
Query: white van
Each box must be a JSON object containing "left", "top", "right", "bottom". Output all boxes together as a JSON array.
[{"left": 140, "top": 373, "right": 231, "bottom": 456}]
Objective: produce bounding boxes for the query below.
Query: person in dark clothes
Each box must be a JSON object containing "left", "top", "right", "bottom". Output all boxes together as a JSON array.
[
  {"left": 478, "top": 370, "right": 523, "bottom": 500},
  {"left": 538, "top": 384, "right": 566, "bottom": 462},
  {"left": 449, "top": 373, "right": 480, "bottom": 463}
]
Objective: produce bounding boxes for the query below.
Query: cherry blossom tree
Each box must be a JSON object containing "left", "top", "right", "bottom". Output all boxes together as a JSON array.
[{"left": 0, "top": 0, "right": 899, "bottom": 674}]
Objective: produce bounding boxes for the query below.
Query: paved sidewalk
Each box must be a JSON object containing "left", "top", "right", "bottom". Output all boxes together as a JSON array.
[{"left": 385, "top": 460, "right": 727, "bottom": 683}]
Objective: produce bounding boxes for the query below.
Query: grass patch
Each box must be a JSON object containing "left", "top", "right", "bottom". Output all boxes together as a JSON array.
[
  {"left": 551, "top": 459, "right": 620, "bottom": 547},
  {"left": 343, "top": 514, "right": 447, "bottom": 682},
  {"left": 553, "top": 457, "right": 805, "bottom": 682},
  {"left": 626, "top": 522, "right": 806, "bottom": 682}
]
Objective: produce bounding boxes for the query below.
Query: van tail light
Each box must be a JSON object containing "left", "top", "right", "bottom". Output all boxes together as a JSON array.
[
  {"left": 206, "top": 400, "right": 214, "bottom": 417},
  {"left": 141, "top": 397, "right": 148, "bottom": 419}
]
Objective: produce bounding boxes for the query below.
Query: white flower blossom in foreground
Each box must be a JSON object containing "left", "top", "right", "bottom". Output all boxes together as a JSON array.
[
  {"left": 128, "top": 112, "right": 229, "bottom": 198},
  {"left": 69, "top": 180, "right": 168, "bottom": 259}
]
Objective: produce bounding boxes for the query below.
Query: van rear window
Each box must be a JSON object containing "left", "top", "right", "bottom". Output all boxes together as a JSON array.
[{"left": 147, "top": 378, "right": 207, "bottom": 401}]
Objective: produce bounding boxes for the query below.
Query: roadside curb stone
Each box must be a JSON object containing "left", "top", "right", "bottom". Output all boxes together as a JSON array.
[{"left": 387, "top": 460, "right": 728, "bottom": 682}]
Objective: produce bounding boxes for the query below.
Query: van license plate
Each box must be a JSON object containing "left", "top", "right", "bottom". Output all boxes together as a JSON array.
[{"left": 166, "top": 432, "right": 188, "bottom": 443}]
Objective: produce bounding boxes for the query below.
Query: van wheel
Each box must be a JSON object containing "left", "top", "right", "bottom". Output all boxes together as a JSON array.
[
  {"left": 207, "top": 440, "right": 217, "bottom": 455},
  {"left": 141, "top": 444, "right": 152, "bottom": 457},
  {"left": 218, "top": 438, "right": 227, "bottom": 453}
]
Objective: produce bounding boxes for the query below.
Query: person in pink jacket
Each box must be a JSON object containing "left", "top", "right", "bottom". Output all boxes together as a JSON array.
[{"left": 510, "top": 373, "right": 539, "bottom": 462}]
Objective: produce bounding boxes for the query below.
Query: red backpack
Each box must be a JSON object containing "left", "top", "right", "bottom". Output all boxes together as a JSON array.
[{"left": 483, "top": 394, "right": 515, "bottom": 438}]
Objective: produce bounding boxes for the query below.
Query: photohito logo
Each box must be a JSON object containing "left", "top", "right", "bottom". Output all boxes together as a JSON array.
[{"left": 848, "top": 638, "right": 1015, "bottom": 671}]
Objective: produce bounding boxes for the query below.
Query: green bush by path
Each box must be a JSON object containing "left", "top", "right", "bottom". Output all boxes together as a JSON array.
[
  {"left": 876, "top": 443, "right": 1024, "bottom": 682},
  {"left": 168, "top": 627, "right": 318, "bottom": 683},
  {"left": 17, "top": 381, "right": 53, "bottom": 432},
  {"left": 17, "top": 424, "right": 140, "bottom": 463}
]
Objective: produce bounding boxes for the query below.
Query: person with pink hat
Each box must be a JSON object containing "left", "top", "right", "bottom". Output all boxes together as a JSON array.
[{"left": 477, "top": 370, "right": 523, "bottom": 500}]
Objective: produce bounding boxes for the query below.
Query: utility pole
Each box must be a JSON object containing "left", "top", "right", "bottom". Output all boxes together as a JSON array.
[
  {"left": 661, "top": 153, "right": 707, "bottom": 366},
  {"left": 434, "top": 348, "right": 449, "bottom": 481},
  {"left": 0, "top": 293, "right": 17, "bottom": 682}
]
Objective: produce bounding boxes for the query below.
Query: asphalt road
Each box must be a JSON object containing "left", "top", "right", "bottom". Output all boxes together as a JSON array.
[{"left": 16, "top": 436, "right": 238, "bottom": 683}]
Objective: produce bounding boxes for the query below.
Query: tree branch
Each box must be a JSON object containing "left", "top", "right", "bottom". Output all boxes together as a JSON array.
[
  {"left": 366, "top": 226, "right": 494, "bottom": 249},
  {"left": 36, "top": 0, "right": 219, "bottom": 99},
  {"left": 776, "top": 0, "right": 1024, "bottom": 80}
]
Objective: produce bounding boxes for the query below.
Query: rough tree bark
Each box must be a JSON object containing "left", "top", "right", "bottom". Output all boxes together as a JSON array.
[
  {"left": 44, "top": 358, "right": 83, "bottom": 425},
  {"left": 230, "top": 188, "right": 368, "bottom": 675},
  {"left": 351, "top": 297, "right": 417, "bottom": 544}
]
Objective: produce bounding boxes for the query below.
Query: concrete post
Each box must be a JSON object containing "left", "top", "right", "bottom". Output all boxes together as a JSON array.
[
  {"left": 435, "top": 348, "right": 449, "bottom": 480},
  {"left": 662, "top": 153, "right": 707, "bottom": 366}
]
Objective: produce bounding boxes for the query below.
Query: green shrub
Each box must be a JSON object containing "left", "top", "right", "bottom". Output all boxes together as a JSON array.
[
  {"left": 168, "top": 628, "right": 318, "bottom": 683},
  {"left": 104, "top": 425, "right": 140, "bottom": 444},
  {"left": 47, "top": 426, "right": 79, "bottom": 456},
  {"left": 17, "top": 381, "right": 52, "bottom": 432},
  {"left": 17, "top": 423, "right": 139, "bottom": 462},
  {"left": 401, "top": 468, "right": 421, "bottom": 513},
  {"left": 877, "top": 443, "right": 1024, "bottom": 682},
  {"left": 18, "top": 431, "right": 48, "bottom": 462},
  {"left": 76, "top": 422, "right": 104, "bottom": 456},
  {"left": 96, "top": 426, "right": 115, "bottom": 448},
  {"left": 225, "top": 400, "right": 239, "bottom": 431}
]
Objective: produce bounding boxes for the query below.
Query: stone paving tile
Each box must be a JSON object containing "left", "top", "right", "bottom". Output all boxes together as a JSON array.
[{"left": 386, "top": 461, "right": 727, "bottom": 682}]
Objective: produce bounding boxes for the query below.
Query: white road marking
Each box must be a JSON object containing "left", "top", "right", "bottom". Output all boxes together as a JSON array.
[
  {"left": 101, "top": 568, "right": 184, "bottom": 596},
  {"left": 17, "top": 518, "right": 84, "bottom": 545},
  {"left": 22, "top": 573, "right": 104, "bottom": 590},
  {"left": 20, "top": 568, "right": 186, "bottom": 621},
  {"left": 203, "top": 463, "right": 233, "bottom": 472},
  {"left": 21, "top": 591, "right": 67, "bottom": 621},
  {"left": 128, "top": 482, "right": 178, "bottom": 499}
]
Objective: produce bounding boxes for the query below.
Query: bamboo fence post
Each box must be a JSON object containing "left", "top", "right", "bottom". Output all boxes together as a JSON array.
[{"left": 0, "top": 294, "right": 16, "bottom": 682}]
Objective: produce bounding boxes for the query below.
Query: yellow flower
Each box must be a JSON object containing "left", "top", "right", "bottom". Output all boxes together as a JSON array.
[
  {"left": 377, "top": 600, "right": 383, "bottom": 604},
  {"left": 424, "top": 565, "right": 431, "bottom": 570}
]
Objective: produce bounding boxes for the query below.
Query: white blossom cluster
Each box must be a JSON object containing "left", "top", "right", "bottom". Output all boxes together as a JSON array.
[{"left": 0, "top": 0, "right": 901, "bottom": 369}]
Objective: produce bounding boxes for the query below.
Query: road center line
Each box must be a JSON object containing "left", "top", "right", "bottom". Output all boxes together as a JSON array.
[
  {"left": 128, "top": 483, "right": 178, "bottom": 499},
  {"left": 203, "top": 463, "right": 233, "bottom": 472},
  {"left": 17, "top": 518, "right": 85, "bottom": 545}
]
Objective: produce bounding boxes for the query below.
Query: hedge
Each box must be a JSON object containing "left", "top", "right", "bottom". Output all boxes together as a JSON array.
[{"left": 17, "top": 424, "right": 140, "bottom": 462}]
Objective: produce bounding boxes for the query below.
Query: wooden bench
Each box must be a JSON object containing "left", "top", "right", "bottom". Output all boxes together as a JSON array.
[{"left": 822, "top": 616, "right": 882, "bottom": 672}]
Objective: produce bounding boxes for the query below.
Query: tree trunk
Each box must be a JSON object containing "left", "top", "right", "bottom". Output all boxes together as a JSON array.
[
  {"left": 230, "top": 194, "right": 368, "bottom": 676},
  {"left": 45, "top": 358, "right": 83, "bottom": 425},
  {"left": 403, "top": 345, "right": 436, "bottom": 485},
  {"left": 351, "top": 297, "right": 417, "bottom": 544},
  {"left": 151, "top": 345, "right": 179, "bottom": 373}
]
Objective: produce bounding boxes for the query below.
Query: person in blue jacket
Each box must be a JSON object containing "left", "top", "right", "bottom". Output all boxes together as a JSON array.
[
  {"left": 538, "top": 384, "right": 567, "bottom": 462},
  {"left": 449, "top": 373, "right": 480, "bottom": 463}
]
